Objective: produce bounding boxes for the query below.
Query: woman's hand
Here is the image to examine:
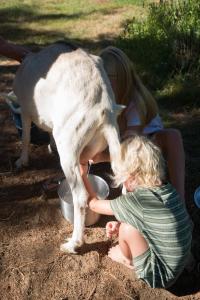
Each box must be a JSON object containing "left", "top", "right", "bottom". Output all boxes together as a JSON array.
[{"left": 106, "top": 221, "right": 120, "bottom": 238}]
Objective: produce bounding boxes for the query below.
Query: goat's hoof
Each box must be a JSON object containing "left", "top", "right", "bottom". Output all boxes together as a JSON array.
[
  {"left": 60, "top": 238, "right": 84, "bottom": 254},
  {"left": 47, "top": 144, "right": 52, "bottom": 154},
  {"left": 60, "top": 241, "right": 77, "bottom": 254},
  {"left": 15, "top": 158, "right": 28, "bottom": 169},
  {"left": 47, "top": 143, "right": 57, "bottom": 154}
]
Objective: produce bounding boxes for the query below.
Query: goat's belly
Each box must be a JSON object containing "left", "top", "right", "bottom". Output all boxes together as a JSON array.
[
  {"left": 32, "top": 114, "right": 53, "bottom": 132},
  {"left": 29, "top": 95, "right": 53, "bottom": 132},
  {"left": 81, "top": 134, "right": 107, "bottom": 161},
  {"left": 88, "top": 135, "right": 107, "bottom": 153},
  {"left": 34, "top": 119, "right": 53, "bottom": 132}
]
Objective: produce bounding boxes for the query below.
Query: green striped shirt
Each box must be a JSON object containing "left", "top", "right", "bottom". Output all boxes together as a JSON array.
[{"left": 110, "top": 183, "right": 192, "bottom": 288}]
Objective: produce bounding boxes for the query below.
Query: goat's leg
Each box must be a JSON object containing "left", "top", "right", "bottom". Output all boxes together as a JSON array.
[
  {"left": 60, "top": 179, "right": 88, "bottom": 253},
  {"left": 47, "top": 133, "right": 57, "bottom": 154},
  {"left": 56, "top": 139, "right": 88, "bottom": 253},
  {"left": 60, "top": 165, "right": 88, "bottom": 253},
  {"left": 15, "top": 112, "right": 31, "bottom": 168}
]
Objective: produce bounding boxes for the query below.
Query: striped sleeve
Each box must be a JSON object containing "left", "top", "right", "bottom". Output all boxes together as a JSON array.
[{"left": 110, "top": 193, "right": 143, "bottom": 230}]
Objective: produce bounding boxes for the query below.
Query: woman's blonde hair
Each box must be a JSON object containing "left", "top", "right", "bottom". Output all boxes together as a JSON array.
[
  {"left": 113, "top": 135, "right": 165, "bottom": 189},
  {"left": 99, "top": 46, "right": 158, "bottom": 132}
]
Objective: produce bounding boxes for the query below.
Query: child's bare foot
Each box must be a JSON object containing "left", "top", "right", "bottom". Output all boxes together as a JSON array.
[{"left": 108, "top": 245, "right": 133, "bottom": 269}]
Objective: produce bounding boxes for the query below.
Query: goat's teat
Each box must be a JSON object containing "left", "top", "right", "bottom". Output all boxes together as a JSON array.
[{"left": 114, "top": 104, "right": 126, "bottom": 116}]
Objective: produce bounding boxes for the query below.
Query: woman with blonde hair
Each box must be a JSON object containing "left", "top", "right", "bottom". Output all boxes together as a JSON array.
[
  {"left": 97, "top": 46, "right": 185, "bottom": 201},
  {"left": 86, "top": 135, "right": 192, "bottom": 288}
]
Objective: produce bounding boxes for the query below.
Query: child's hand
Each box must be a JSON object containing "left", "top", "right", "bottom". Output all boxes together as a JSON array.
[{"left": 106, "top": 221, "right": 120, "bottom": 238}]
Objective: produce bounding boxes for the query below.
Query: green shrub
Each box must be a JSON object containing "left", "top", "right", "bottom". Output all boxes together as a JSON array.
[{"left": 118, "top": 0, "right": 200, "bottom": 88}]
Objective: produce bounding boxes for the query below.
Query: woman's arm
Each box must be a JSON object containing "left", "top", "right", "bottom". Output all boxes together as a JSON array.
[{"left": 80, "top": 163, "right": 97, "bottom": 198}]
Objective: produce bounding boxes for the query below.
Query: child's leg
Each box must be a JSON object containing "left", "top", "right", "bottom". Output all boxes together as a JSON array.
[
  {"left": 108, "top": 222, "right": 149, "bottom": 268},
  {"left": 152, "top": 128, "right": 185, "bottom": 202}
]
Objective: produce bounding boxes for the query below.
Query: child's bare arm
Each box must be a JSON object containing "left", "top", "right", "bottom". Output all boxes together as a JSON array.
[{"left": 89, "top": 197, "right": 114, "bottom": 216}]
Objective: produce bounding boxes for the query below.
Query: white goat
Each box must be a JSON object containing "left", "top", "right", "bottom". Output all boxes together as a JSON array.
[{"left": 13, "top": 41, "right": 122, "bottom": 253}]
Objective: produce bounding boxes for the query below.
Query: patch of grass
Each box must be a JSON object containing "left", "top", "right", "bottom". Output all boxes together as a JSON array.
[
  {"left": 115, "top": 0, "right": 200, "bottom": 114},
  {"left": 157, "top": 76, "right": 200, "bottom": 109},
  {"left": 0, "top": 0, "right": 149, "bottom": 49}
]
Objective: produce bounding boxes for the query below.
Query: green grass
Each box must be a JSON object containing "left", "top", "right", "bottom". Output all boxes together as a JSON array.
[{"left": 0, "top": 0, "right": 150, "bottom": 48}]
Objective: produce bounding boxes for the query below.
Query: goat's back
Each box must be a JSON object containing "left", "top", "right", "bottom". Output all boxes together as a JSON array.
[{"left": 13, "top": 42, "right": 115, "bottom": 132}]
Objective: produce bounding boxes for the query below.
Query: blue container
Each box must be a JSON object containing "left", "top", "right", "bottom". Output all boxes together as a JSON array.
[
  {"left": 7, "top": 100, "right": 50, "bottom": 145},
  {"left": 194, "top": 186, "right": 200, "bottom": 208}
]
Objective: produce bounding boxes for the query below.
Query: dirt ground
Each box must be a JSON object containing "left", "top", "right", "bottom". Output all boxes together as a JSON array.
[{"left": 0, "top": 61, "right": 200, "bottom": 300}]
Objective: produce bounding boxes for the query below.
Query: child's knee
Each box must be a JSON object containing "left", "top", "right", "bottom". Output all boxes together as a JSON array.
[{"left": 119, "top": 222, "right": 138, "bottom": 239}]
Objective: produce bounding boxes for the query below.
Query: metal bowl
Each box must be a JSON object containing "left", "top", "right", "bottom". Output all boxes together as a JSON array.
[
  {"left": 194, "top": 186, "right": 200, "bottom": 208},
  {"left": 5, "top": 94, "right": 49, "bottom": 145},
  {"left": 58, "top": 174, "right": 109, "bottom": 226}
]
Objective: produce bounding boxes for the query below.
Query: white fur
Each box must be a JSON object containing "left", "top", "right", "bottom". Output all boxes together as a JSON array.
[{"left": 13, "top": 42, "right": 122, "bottom": 253}]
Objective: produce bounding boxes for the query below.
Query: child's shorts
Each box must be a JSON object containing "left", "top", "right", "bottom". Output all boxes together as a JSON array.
[{"left": 133, "top": 248, "right": 184, "bottom": 288}]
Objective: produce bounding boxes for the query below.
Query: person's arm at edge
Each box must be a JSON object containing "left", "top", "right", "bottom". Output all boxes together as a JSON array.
[{"left": 0, "top": 37, "right": 30, "bottom": 62}]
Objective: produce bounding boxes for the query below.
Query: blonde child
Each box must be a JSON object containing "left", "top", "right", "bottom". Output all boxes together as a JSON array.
[
  {"left": 86, "top": 135, "right": 192, "bottom": 289},
  {"left": 98, "top": 46, "right": 185, "bottom": 202}
]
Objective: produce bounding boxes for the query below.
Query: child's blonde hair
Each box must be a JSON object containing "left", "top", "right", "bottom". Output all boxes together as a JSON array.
[
  {"left": 113, "top": 135, "right": 165, "bottom": 189},
  {"left": 99, "top": 46, "right": 158, "bottom": 132}
]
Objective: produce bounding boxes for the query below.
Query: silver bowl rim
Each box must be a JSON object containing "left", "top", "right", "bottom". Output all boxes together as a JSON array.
[
  {"left": 58, "top": 174, "right": 110, "bottom": 200},
  {"left": 88, "top": 174, "right": 109, "bottom": 197}
]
